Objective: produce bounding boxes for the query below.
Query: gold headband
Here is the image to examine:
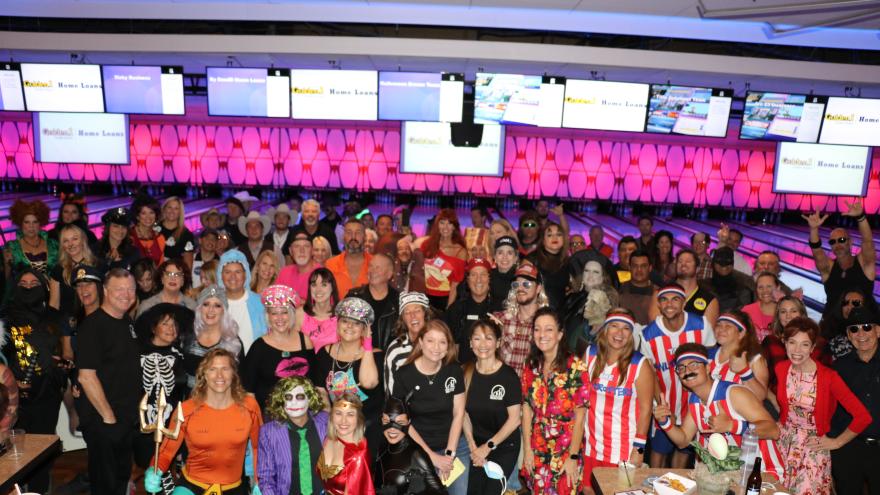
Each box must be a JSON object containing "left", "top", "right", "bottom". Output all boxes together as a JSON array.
[{"left": 333, "top": 399, "right": 362, "bottom": 411}]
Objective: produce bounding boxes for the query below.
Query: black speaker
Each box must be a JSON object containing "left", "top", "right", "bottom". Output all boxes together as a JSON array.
[{"left": 450, "top": 96, "right": 483, "bottom": 147}]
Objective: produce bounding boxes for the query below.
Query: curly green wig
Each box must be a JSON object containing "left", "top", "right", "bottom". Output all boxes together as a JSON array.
[{"left": 265, "top": 376, "right": 326, "bottom": 423}]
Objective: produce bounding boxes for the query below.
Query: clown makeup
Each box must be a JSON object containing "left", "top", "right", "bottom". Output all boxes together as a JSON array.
[{"left": 284, "top": 385, "right": 309, "bottom": 420}]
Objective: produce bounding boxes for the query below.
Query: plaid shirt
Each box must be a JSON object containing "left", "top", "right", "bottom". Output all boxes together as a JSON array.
[
  {"left": 496, "top": 310, "right": 534, "bottom": 377},
  {"left": 696, "top": 253, "right": 713, "bottom": 281}
]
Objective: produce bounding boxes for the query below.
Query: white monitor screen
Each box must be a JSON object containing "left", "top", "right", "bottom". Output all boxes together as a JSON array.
[
  {"left": 773, "top": 142, "right": 871, "bottom": 196},
  {"left": 474, "top": 73, "right": 565, "bottom": 127},
  {"left": 401, "top": 121, "right": 505, "bottom": 177},
  {"left": 646, "top": 85, "right": 732, "bottom": 137},
  {"left": 290, "top": 69, "right": 378, "bottom": 120},
  {"left": 33, "top": 112, "right": 130, "bottom": 164},
  {"left": 0, "top": 63, "right": 25, "bottom": 112},
  {"left": 21, "top": 63, "right": 104, "bottom": 113},
  {"left": 562, "top": 79, "right": 649, "bottom": 132},
  {"left": 207, "top": 67, "right": 291, "bottom": 118},
  {"left": 378, "top": 72, "right": 463, "bottom": 122},
  {"left": 103, "top": 65, "right": 185, "bottom": 115},
  {"left": 740, "top": 91, "right": 825, "bottom": 142},
  {"left": 819, "top": 97, "right": 880, "bottom": 147}
]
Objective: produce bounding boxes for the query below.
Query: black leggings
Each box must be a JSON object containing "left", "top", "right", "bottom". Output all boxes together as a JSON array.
[{"left": 466, "top": 437, "right": 520, "bottom": 495}]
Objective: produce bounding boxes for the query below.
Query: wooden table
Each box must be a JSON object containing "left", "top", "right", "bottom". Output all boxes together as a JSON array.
[
  {"left": 591, "top": 466, "right": 789, "bottom": 495},
  {"left": 0, "top": 434, "right": 62, "bottom": 494}
]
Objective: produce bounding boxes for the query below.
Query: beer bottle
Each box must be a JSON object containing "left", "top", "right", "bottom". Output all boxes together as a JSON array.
[{"left": 746, "top": 456, "right": 762, "bottom": 495}]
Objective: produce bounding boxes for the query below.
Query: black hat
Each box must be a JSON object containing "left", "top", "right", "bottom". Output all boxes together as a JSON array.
[
  {"left": 712, "top": 247, "right": 735, "bottom": 266},
  {"left": 225, "top": 196, "right": 246, "bottom": 212},
  {"left": 101, "top": 207, "right": 132, "bottom": 226},
  {"left": 134, "top": 302, "right": 195, "bottom": 347},
  {"left": 198, "top": 228, "right": 220, "bottom": 239},
  {"left": 71, "top": 264, "right": 103, "bottom": 287},
  {"left": 845, "top": 306, "right": 879, "bottom": 327},
  {"left": 494, "top": 235, "right": 519, "bottom": 252}
]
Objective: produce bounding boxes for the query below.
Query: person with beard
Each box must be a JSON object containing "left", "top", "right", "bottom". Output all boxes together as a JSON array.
[
  {"left": 707, "top": 247, "right": 754, "bottom": 312},
  {"left": 653, "top": 249, "right": 719, "bottom": 325},
  {"left": 494, "top": 262, "right": 550, "bottom": 377},
  {"left": 378, "top": 396, "right": 447, "bottom": 495},
  {"left": 49, "top": 193, "right": 98, "bottom": 246},
  {"left": 257, "top": 376, "right": 329, "bottom": 495},
  {"left": 654, "top": 343, "right": 785, "bottom": 482},
  {"left": 803, "top": 200, "right": 876, "bottom": 322},
  {"left": 392, "top": 236, "right": 427, "bottom": 294},
  {"left": 276, "top": 231, "right": 320, "bottom": 300},
  {"left": 489, "top": 236, "right": 518, "bottom": 304},
  {"left": 133, "top": 303, "right": 191, "bottom": 494},
  {"left": 326, "top": 219, "right": 372, "bottom": 301},
  {"left": 2, "top": 268, "right": 68, "bottom": 493},
  {"left": 444, "top": 258, "right": 498, "bottom": 364},
  {"left": 292, "top": 199, "right": 340, "bottom": 255}
]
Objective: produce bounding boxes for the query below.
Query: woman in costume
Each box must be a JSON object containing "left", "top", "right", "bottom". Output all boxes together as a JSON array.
[
  {"left": 257, "top": 376, "right": 328, "bottom": 495},
  {"left": 316, "top": 392, "right": 375, "bottom": 495},
  {"left": 145, "top": 348, "right": 262, "bottom": 495},
  {"left": 377, "top": 396, "right": 446, "bottom": 495}
]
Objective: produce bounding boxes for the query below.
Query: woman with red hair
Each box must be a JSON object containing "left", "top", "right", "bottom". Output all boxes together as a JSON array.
[
  {"left": 419, "top": 209, "right": 467, "bottom": 311},
  {"left": 3, "top": 199, "right": 58, "bottom": 302}
]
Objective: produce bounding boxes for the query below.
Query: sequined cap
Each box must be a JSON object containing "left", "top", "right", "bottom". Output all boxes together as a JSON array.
[
  {"left": 261, "top": 284, "right": 301, "bottom": 309},
  {"left": 335, "top": 297, "right": 375, "bottom": 326},
  {"left": 197, "top": 284, "right": 228, "bottom": 309}
]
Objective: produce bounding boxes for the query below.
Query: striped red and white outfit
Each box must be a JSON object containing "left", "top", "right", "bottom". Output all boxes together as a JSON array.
[
  {"left": 707, "top": 347, "right": 760, "bottom": 384},
  {"left": 638, "top": 312, "right": 715, "bottom": 424},
  {"left": 687, "top": 379, "right": 785, "bottom": 482},
  {"left": 583, "top": 345, "right": 649, "bottom": 464}
]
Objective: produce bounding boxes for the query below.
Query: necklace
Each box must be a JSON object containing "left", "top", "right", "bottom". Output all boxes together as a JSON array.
[
  {"left": 21, "top": 236, "right": 42, "bottom": 250},
  {"left": 331, "top": 344, "right": 355, "bottom": 373},
  {"left": 418, "top": 359, "right": 442, "bottom": 386}
]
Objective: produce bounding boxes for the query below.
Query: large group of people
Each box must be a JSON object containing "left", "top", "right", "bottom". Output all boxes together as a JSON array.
[{"left": 0, "top": 191, "right": 877, "bottom": 495}]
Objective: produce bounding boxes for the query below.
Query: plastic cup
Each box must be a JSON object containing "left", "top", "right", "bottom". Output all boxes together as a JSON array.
[
  {"left": 617, "top": 461, "right": 637, "bottom": 488},
  {"left": 8, "top": 429, "right": 25, "bottom": 458}
]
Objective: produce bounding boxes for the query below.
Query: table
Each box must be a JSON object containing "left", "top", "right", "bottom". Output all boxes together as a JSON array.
[
  {"left": 0, "top": 434, "right": 62, "bottom": 494},
  {"left": 591, "top": 467, "right": 789, "bottom": 495}
]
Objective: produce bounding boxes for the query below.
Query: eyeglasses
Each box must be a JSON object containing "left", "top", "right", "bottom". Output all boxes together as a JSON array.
[
  {"left": 522, "top": 222, "right": 538, "bottom": 229},
  {"left": 674, "top": 361, "right": 705, "bottom": 374},
  {"left": 847, "top": 323, "right": 875, "bottom": 334},
  {"left": 829, "top": 236, "right": 848, "bottom": 246},
  {"left": 164, "top": 271, "right": 184, "bottom": 278},
  {"left": 843, "top": 299, "right": 863, "bottom": 308},
  {"left": 511, "top": 280, "right": 535, "bottom": 290},
  {"left": 570, "top": 241, "right": 585, "bottom": 247}
]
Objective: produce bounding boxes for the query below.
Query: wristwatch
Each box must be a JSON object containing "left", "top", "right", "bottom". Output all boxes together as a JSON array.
[
  {"left": 444, "top": 449, "right": 456, "bottom": 458},
  {"left": 487, "top": 440, "right": 497, "bottom": 450},
  {"left": 569, "top": 453, "right": 581, "bottom": 461}
]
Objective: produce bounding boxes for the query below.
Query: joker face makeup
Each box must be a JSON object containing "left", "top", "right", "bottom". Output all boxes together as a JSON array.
[{"left": 284, "top": 385, "right": 309, "bottom": 419}]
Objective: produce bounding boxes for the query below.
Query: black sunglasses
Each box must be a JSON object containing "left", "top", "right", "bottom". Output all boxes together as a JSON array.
[
  {"left": 829, "top": 236, "right": 848, "bottom": 246},
  {"left": 522, "top": 222, "right": 538, "bottom": 229},
  {"left": 843, "top": 299, "right": 863, "bottom": 308},
  {"left": 847, "top": 324, "right": 875, "bottom": 334}
]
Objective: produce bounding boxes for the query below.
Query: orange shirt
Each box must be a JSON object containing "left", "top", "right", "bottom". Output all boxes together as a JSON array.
[
  {"left": 157, "top": 395, "right": 262, "bottom": 485},
  {"left": 325, "top": 251, "right": 372, "bottom": 300}
]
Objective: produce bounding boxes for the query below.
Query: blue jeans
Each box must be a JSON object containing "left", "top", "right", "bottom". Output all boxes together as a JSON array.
[{"left": 434, "top": 436, "right": 471, "bottom": 495}]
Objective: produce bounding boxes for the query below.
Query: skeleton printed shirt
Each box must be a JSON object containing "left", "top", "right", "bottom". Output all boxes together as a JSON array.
[{"left": 139, "top": 342, "right": 187, "bottom": 424}]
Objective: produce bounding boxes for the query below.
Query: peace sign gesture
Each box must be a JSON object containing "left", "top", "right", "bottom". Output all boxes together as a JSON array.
[{"left": 801, "top": 210, "right": 829, "bottom": 229}]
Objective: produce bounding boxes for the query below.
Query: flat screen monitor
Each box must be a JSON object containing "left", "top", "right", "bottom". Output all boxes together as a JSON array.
[
  {"left": 646, "top": 84, "right": 732, "bottom": 137},
  {"left": 21, "top": 63, "right": 104, "bottom": 113},
  {"left": 740, "top": 91, "right": 826, "bottom": 142},
  {"left": 818, "top": 96, "right": 880, "bottom": 147},
  {"left": 401, "top": 121, "right": 505, "bottom": 177},
  {"left": 33, "top": 112, "right": 130, "bottom": 164},
  {"left": 773, "top": 141, "right": 871, "bottom": 196},
  {"left": 290, "top": 69, "right": 378, "bottom": 121},
  {"left": 103, "top": 65, "right": 185, "bottom": 115},
  {"left": 562, "top": 79, "right": 649, "bottom": 132},
  {"left": 378, "top": 71, "right": 463, "bottom": 122},
  {"left": 0, "top": 63, "right": 25, "bottom": 112},
  {"left": 474, "top": 73, "right": 565, "bottom": 127},
  {"left": 207, "top": 67, "right": 291, "bottom": 118}
]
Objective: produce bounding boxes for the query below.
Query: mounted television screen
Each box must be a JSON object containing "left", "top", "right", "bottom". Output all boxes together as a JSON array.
[
  {"left": 562, "top": 79, "right": 649, "bottom": 132},
  {"left": 740, "top": 91, "right": 825, "bottom": 142},
  {"left": 290, "top": 69, "right": 378, "bottom": 121},
  {"left": 818, "top": 96, "right": 880, "bottom": 146},
  {"left": 21, "top": 63, "right": 104, "bottom": 112},
  {"left": 773, "top": 142, "right": 871, "bottom": 196},
  {"left": 378, "top": 71, "right": 463, "bottom": 122},
  {"left": 103, "top": 65, "right": 185, "bottom": 115},
  {"left": 646, "top": 84, "right": 732, "bottom": 137},
  {"left": 0, "top": 63, "right": 25, "bottom": 112},
  {"left": 33, "top": 112, "right": 130, "bottom": 164},
  {"left": 207, "top": 67, "right": 290, "bottom": 118},
  {"left": 401, "top": 121, "right": 505, "bottom": 177},
  {"left": 474, "top": 73, "right": 565, "bottom": 127}
]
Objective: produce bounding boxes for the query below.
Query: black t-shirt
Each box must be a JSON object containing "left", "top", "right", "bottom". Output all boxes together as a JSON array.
[
  {"left": 50, "top": 264, "right": 77, "bottom": 323},
  {"left": 241, "top": 334, "right": 314, "bottom": 410},
  {"left": 311, "top": 347, "right": 385, "bottom": 425},
  {"left": 465, "top": 363, "right": 522, "bottom": 445},
  {"left": 489, "top": 268, "right": 515, "bottom": 304},
  {"left": 392, "top": 362, "right": 464, "bottom": 451},
  {"left": 684, "top": 285, "right": 716, "bottom": 317},
  {"left": 159, "top": 225, "right": 195, "bottom": 260},
  {"left": 75, "top": 308, "right": 142, "bottom": 427},
  {"left": 443, "top": 297, "right": 498, "bottom": 364}
]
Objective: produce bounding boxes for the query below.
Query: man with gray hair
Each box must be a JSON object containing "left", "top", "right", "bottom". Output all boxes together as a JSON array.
[{"left": 291, "top": 198, "right": 340, "bottom": 254}]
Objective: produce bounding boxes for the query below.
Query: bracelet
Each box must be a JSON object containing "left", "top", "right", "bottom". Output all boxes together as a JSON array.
[
  {"left": 857, "top": 214, "right": 868, "bottom": 223},
  {"left": 730, "top": 419, "right": 750, "bottom": 435},
  {"left": 658, "top": 417, "right": 673, "bottom": 431},
  {"left": 633, "top": 436, "right": 647, "bottom": 449},
  {"left": 808, "top": 239, "right": 822, "bottom": 249},
  {"left": 737, "top": 367, "right": 755, "bottom": 382}
]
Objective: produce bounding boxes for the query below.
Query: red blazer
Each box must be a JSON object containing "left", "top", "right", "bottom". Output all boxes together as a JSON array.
[{"left": 775, "top": 360, "right": 872, "bottom": 437}]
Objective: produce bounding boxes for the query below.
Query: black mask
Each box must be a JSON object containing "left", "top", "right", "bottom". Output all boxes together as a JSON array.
[
  {"left": 382, "top": 414, "right": 410, "bottom": 434},
  {"left": 14, "top": 285, "right": 47, "bottom": 311}
]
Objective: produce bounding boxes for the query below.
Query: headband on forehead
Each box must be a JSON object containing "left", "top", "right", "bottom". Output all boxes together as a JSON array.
[
  {"left": 603, "top": 313, "right": 635, "bottom": 330},
  {"left": 717, "top": 315, "right": 746, "bottom": 333},
  {"left": 675, "top": 352, "right": 709, "bottom": 366},
  {"left": 657, "top": 286, "right": 686, "bottom": 300}
]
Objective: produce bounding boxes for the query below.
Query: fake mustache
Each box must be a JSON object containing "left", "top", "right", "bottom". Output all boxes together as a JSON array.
[{"left": 681, "top": 372, "right": 698, "bottom": 381}]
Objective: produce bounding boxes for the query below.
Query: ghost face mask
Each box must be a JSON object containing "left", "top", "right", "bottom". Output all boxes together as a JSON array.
[
  {"left": 284, "top": 385, "right": 310, "bottom": 420},
  {"left": 583, "top": 261, "right": 604, "bottom": 290}
]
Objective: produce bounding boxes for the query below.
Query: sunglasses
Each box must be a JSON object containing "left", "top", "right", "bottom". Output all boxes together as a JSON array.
[
  {"left": 511, "top": 280, "right": 535, "bottom": 290},
  {"left": 847, "top": 324, "right": 875, "bottom": 334},
  {"left": 522, "top": 222, "right": 538, "bottom": 229},
  {"left": 164, "top": 271, "right": 184, "bottom": 278},
  {"left": 843, "top": 299, "right": 863, "bottom": 308},
  {"left": 829, "top": 236, "right": 848, "bottom": 246}
]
